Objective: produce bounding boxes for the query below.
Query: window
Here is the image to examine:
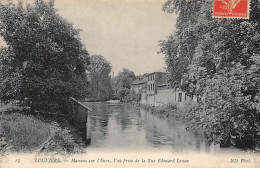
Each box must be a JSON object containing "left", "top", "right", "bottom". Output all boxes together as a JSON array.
[
  {"left": 185, "top": 93, "right": 187, "bottom": 101},
  {"left": 159, "top": 74, "right": 162, "bottom": 79},
  {"left": 178, "top": 93, "right": 182, "bottom": 102},
  {"left": 148, "top": 84, "right": 150, "bottom": 91},
  {"left": 153, "top": 83, "right": 155, "bottom": 91},
  {"left": 153, "top": 74, "right": 155, "bottom": 80}
]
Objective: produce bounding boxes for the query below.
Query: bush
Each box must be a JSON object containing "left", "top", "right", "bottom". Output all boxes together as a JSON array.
[{"left": 165, "top": 102, "right": 178, "bottom": 110}]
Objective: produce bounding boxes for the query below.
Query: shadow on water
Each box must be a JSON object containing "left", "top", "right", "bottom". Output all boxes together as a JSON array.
[{"left": 82, "top": 102, "right": 242, "bottom": 153}]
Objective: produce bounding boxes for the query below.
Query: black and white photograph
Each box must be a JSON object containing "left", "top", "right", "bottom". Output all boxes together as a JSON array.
[{"left": 0, "top": 0, "right": 259, "bottom": 168}]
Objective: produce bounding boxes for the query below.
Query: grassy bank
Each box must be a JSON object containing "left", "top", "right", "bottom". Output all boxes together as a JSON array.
[{"left": 0, "top": 112, "right": 85, "bottom": 155}]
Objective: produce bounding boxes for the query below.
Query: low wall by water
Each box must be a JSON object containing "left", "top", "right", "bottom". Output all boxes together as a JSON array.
[
  {"left": 141, "top": 89, "right": 197, "bottom": 108},
  {"left": 155, "top": 89, "right": 176, "bottom": 106}
]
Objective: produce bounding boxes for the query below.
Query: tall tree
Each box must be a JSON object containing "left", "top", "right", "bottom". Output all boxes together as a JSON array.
[
  {"left": 112, "top": 68, "right": 136, "bottom": 100},
  {"left": 87, "top": 55, "right": 112, "bottom": 101},
  {"left": 0, "top": 0, "right": 90, "bottom": 113}
]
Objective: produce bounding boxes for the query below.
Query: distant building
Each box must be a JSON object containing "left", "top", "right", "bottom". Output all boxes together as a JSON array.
[
  {"left": 131, "top": 68, "right": 197, "bottom": 108},
  {"left": 130, "top": 77, "right": 147, "bottom": 93},
  {"left": 144, "top": 72, "right": 167, "bottom": 105},
  {"left": 147, "top": 72, "right": 167, "bottom": 96},
  {"left": 142, "top": 72, "right": 197, "bottom": 107}
]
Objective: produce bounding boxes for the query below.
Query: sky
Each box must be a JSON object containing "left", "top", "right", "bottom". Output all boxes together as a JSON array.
[{"left": 0, "top": 0, "right": 177, "bottom": 75}]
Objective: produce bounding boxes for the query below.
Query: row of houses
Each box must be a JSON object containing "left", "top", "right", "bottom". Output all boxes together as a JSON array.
[{"left": 130, "top": 71, "right": 197, "bottom": 108}]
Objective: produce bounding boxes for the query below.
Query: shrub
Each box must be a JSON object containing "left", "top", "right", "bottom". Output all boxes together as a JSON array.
[{"left": 165, "top": 102, "right": 178, "bottom": 110}]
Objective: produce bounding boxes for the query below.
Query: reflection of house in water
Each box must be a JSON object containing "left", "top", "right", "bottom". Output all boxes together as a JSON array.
[
  {"left": 115, "top": 104, "right": 134, "bottom": 130},
  {"left": 140, "top": 108, "right": 208, "bottom": 152},
  {"left": 130, "top": 69, "right": 198, "bottom": 108}
]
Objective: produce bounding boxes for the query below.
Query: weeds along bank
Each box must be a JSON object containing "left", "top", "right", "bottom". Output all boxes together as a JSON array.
[
  {"left": 0, "top": 110, "right": 86, "bottom": 155},
  {"left": 140, "top": 103, "right": 186, "bottom": 120}
]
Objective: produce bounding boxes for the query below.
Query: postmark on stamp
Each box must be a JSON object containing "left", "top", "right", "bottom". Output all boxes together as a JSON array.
[{"left": 213, "top": 0, "right": 250, "bottom": 19}]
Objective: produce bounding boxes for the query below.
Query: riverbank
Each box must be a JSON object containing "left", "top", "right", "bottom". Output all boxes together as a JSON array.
[
  {"left": 140, "top": 103, "right": 260, "bottom": 152},
  {"left": 140, "top": 103, "right": 203, "bottom": 133},
  {"left": 0, "top": 109, "right": 86, "bottom": 155}
]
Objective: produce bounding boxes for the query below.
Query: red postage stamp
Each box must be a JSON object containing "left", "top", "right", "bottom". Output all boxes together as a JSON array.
[{"left": 213, "top": 0, "right": 250, "bottom": 19}]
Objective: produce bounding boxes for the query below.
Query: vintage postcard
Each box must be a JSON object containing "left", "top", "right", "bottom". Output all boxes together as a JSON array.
[{"left": 0, "top": 0, "right": 259, "bottom": 168}]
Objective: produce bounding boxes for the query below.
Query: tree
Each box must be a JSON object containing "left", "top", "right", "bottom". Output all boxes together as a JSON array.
[
  {"left": 161, "top": 0, "right": 260, "bottom": 150},
  {"left": 0, "top": 0, "right": 90, "bottom": 114},
  {"left": 112, "top": 68, "right": 136, "bottom": 101},
  {"left": 87, "top": 55, "right": 112, "bottom": 101}
]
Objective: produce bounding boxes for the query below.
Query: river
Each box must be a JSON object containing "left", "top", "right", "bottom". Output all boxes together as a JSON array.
[{"left": 84, "top": 102, "right": 243, "bottom": 154}]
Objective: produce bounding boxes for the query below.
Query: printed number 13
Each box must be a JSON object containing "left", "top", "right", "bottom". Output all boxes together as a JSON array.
[{"left": 15, "top": 159, "right": 20, "bottom": 163}]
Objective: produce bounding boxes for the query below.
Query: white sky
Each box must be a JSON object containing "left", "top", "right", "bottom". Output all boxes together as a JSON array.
[{"left": 0, "top": 0, "right": 177, "bottom": 75}]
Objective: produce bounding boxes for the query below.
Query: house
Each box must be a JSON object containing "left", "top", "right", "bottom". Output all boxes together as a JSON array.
[
  {"left": 130, "top": 76, "right": 147, "bottom": 94},
  {"left": 140, "top": 71, "right": 197, "bottom": 107},
  {"left": 145, "top": 72, "right": 167, "bottom": 105},
  {"left": 147, "top": 72, "right": 167, "bottom": 95}
]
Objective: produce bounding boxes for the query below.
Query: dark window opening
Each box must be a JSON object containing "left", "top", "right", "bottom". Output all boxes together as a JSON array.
[{"left": 178, "top": 93, "right": 182, "bottom": 102}]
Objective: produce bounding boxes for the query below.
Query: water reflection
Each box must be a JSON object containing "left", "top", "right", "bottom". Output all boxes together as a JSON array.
[{"left": 84, "top": 102, "right": 240, "bottom": 153}]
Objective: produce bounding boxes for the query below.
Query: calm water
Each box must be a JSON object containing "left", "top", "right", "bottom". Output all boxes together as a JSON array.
[{"left": 84, "top": 102, "right": 241, "bottom": 153}]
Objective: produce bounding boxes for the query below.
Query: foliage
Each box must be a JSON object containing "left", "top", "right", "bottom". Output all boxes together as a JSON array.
[
  {"left": 0, "top": 112, "right": 85, "bottom": 153},
  {"left": 0, "top": 133, "right": 8, "bottom": 156},
  {"left": 0, "top": 0, "right": 90, "bottom": 113},
  {"left": 0, "top": 112, "right": 51, "bottom": 151},
  {"left": 141, "top": 102, "right": 183, "bottom": 119},
  {"left": 40, "top": 121, "right": 86, "bottom": 154},
  {"left": 160, "top": 0, "right": 203, "bottom": 87},
  {"left": 122, "top": 89, "right": 140, "bottom": 103},
  {"left": 186, "top": 61, "right": 260, "bottom": 148},
  {"left": 112, "top": 68, "right": 136, "bottom": 101},
  {"left": 87, "top": 55, "right": 112, "bottom": 101},
  {"left": 161, "top": 0, "right": 260, "bottom": 150}
]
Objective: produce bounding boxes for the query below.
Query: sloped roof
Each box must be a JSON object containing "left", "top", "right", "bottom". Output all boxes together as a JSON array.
[
  {"left": 131, "top": 78, "right": 147, "bottom": 85},
  {"left": 152, "top": 68, "right": 166, "bottom": 73}
]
